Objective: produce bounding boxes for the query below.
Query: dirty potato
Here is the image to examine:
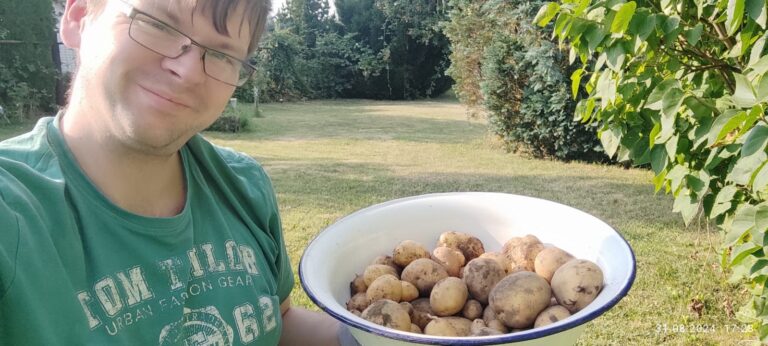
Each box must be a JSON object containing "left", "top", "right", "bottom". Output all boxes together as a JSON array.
[
  {"left": 423, "top": 317, "right": 472, "bottom": 337},
  {"left": 534, "top": 246, "right": 574, "bottom": 283},
  {"left": 551, "top": 259, "right": 604, "bottom": 313},
  {"left": 393, "top": 240, "right": 431, "bottom": 267},
  {"left": 461, "top": 299, "right": 483, "bottom": 320},
  {"left": 501, "top": 234, "right": 544, "bottom": 272},
  {"left": 431, "top": 246, "right": 466, "bottom": 277},
  {"left": 436, "top": 231, "right": 486, "bottom": 261},
  {"left": 361, "top": 299, "right": 412, "bottom": 332},
  {"left": 346, "top": 292, "right": 371, "bottom": 312},
  {"left": 400, "top": 281, "right": 419, "bottom": 302},
  {"left": 366, "top": 274, "right": 402, "bottom": 302},
  {"left": 533, "top": 305, "right": 571, "bottom": 328},
  {"left": 350, "top": 274, "right": 367, "bottom": 295},
  {"left": 363, "top": 264, "right": 399, "bottom": 286},
  {"left": 410, "top": 298, "right": 436, "bottom": 330},
  {"left": 489, "top": 271, "right": 552, "bottom": 329},
  {"left": 400, "top": 258, "right": 449, "bottom": 296},
  {"left": 430, "top": 277, "right": 469, "bottom": 316},
  {"left": 462, "top": 257, "right": 505, "bottom": 304}
]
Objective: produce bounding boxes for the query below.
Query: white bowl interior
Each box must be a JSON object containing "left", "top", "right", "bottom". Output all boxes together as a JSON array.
[{"left": 300, "top": 192, "right": 635, "bottom": 345}]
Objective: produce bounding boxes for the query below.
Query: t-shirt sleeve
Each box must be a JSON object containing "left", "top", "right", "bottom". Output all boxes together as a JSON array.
[
  {"left": 0, "top": 183, "right": 21, "bottom": 302},
  {"left": 219, "top": 149, "right": 295, "bottom": 303}
]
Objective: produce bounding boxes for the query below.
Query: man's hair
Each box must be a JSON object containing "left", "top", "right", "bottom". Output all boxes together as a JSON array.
[{"left": 88, "top": 0, "right": 272, "bottom": 55}]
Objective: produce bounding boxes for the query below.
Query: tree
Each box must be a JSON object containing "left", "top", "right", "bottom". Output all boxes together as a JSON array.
[{"left": 538, "top": 0, "right": 768, "bottom": 339}]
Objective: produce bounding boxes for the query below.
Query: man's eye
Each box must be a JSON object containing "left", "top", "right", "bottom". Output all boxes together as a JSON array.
[{"left": 141, "top": 18, "right": 172, "bottom": 33}]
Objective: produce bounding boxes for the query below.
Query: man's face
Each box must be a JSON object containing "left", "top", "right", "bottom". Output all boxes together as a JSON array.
[{"left": 69, "top": 0, "right": 252, "bottom": 155}]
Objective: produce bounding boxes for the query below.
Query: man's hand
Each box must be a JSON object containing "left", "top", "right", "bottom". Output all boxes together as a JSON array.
[{"left": 279, "top": 299, "right": 341, "bottom": 346}]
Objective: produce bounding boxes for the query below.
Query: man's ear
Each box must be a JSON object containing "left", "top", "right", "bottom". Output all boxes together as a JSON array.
[{"left": 60, "top": 0, "right": 89, "bottom": 49}]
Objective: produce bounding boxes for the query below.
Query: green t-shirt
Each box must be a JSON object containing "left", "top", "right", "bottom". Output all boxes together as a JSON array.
[{"left": 0, "top": 116, "right": 294, "bottom": 345}]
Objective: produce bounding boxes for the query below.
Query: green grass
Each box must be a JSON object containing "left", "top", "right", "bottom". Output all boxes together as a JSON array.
[{"left": 0, "top": 99, "right": 754, "bottom": 344}]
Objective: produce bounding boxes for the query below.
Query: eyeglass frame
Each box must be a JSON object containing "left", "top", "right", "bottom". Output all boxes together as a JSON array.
[{"left": 111, "top": 0, "right": 256, "bottom": 87}]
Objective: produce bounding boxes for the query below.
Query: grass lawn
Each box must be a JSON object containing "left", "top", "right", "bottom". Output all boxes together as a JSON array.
[{"left": 1, "top": 98, "right": 754, "bottom": 344}]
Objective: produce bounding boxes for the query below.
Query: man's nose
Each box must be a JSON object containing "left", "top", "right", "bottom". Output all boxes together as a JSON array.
[{"left": 160, "top": 44, "right": 207, "bottom": 85}]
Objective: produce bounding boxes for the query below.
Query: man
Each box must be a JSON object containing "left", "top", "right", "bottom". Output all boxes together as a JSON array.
[{"left": 0, "top": 0, "right": 344, "bottom": 344}]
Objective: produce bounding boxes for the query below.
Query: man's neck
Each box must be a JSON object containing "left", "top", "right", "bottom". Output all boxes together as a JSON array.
[{"left": 59, "top": 107, "right": 187, "bottom": 218}]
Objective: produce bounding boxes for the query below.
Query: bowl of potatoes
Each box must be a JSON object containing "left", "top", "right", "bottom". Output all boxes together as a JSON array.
[{"left": 299, "top": 192, "right": 635, "bottom": 345}]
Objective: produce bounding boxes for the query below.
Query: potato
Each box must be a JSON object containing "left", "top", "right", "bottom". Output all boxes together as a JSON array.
[
  {"left": 437, "top": 231, "right": 485, "bottom": 261},
  {"left": 371, "top": 255, "right": 401, "bottom": 274},
  {"left": 551, "top": 259, "right": 604, "bottom": 313},
  {"left": 410, "top": 323, "right": 422, "bottom": 334},
  {"left": 487, "top": 319, "right": 509, "bottom": 334},
  {"left": 399, "top": 302, "right": 414, "bottom": 316},
  {"left": 401, "top": 258, "right": 449, "bottom": 296},
  {"left": 361, "top": 299, "right": 412, "bottom": 332},
  {"left": 534, "top": 246, "right": 574, "bottom": 282},
  {"left": 350, "top": 274, "right": 368, "bottom": 295},
  {"left": 431, "top": 246, "right": 465, "bottom": 277},
  {"left": 410, "top": 298, "right": 436, "bottom": 329},
  {"left": 462, "top": 258, "right": 505, "bottom": 304},
  {"left": 470, "top": 319, "right": 502, "bottom": 336},
  {"left": 489, "top": 271, "right": 552, "bottom": 329},
  {"left": 367, "top": 274, "right": 402, "bottom": 302},
  {"left": 363, "top": 264, "right": 399, "bottom": 286},
  {"left": 501, "top": 234, "right": 544, "bottom": 272},
  {"left": 346, "top": 292, "right": 371, "bottom": 312},
  {"left": 350, "top": 309, "right": 362, "bottom": 317},
  {"left": 430, "top": 277, "right": 469, "bottom": 316},
  {"left": 461, "top": 299, "right": 483, "bottom": 320},
  {"left": 393, "top": 240, "right": 431, "bottom": 267},
  {"left": 478, "top": 252, "right": 508, "bottom": 273},
  {"left": 534, "top": 305, "right": 571, "bottom": 328},
  {"left": 401, "top": 281, "right": 419, "bottom": 302},
  {"left": 423, "top": 317, "right": 472, "bottom": 337}
]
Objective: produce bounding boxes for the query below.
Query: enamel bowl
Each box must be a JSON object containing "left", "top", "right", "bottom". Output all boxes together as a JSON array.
[{"left": 299, "top": 192, "right": 636, "bottom": 345}]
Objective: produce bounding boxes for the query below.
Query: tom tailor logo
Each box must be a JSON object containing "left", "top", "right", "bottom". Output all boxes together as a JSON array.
[
  {"left": 76, "top": 240, "right": 262, "bottom": 330},
  {"left": 158, "top": 306, "right": 234, "bottom": 346}
]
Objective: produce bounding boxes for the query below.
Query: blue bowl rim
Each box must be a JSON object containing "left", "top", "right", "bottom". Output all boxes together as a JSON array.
[{"left": 299, "top": 192, "right": 637, "bottom": 345}]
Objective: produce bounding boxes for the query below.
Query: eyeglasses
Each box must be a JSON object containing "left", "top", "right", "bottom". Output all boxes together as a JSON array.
[{"left": 112, "top": 0, "right": 255, "bottom": 87}]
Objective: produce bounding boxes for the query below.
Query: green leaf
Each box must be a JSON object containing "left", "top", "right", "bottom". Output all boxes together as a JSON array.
[
  {"left": 606, "top": 43, "right": 626, "bottom": 71},
  {"left": 535, "top": 2, "right": 561, "bottom": 27},
  {"left": 734, "top": 73, "right": 758, "bottom": 108},
  {"left": 651, "top": 145, "right": 668, "bottom": 174},
  {"left": 653, "top": 168, "right": 668, "bottom": 192},
  {"left": 728, "top": 151, "right": 767, "bottom": 185},
  {"left": 600, "top": 125, "right": 623, "bottom": 158},
  {"left": 584, "top": 24, "right": 609, "bottom": 51},
  {"left": 755, "top": 203, "right": 768, "bottom": 231},
  {"left": 709, "top": 110, "right": 746, "bottom": 145},
  {"left": 661, "top": 15, "right": 681, "bottom": 34},
  {"left": 649, "top": 122, "right": 661, "bottom": 146},
  {"left": 667, "top": 165, "right": 689, "bottom": 192},
  {"left": 730, "top": 242, "right": 761, "bottom": 266},
  {"left": 597, "top": 71, "right": 617, "bottom": 109},
  {"left": 728, "top": 205, "right": 756, "bottom": 246},
  {"left": 758, "top": 75, "right": 768, "bottom": 101},
  {"left": 746, "top": 0, "right": 768, "bottom": 28},
  {"left": 673, "top": 189, "right": 699, "bottom": 225},
  {"left": 571, "top": 69, "right": 584, "bottom": 99},
  {"left": 754, "top": 162, "right": 768, "bottom": 191},
  {"left": 628, "top": 10, "right": 655, "bottom": 40},
  {"left": 662, "top": 87, "right": 685, "bottom": 117},
  {"left": 659, "top": 110, "right": 676, "bottom": 144},
  {"left": 611, "top": 1, "right": 637, "bottom": 34},
  {"left": 728, "top": 0, "right": 746, "bottom": 36},
  {"left": 749, "top": 53, "right": 768, "bottom": 77},
  {"left": 685, "top": 23, "right": 704, "bottom": 45},
  {"left": 742, "top": 124, "right": 768, "bottom": 156},
  {"left": 646, "top": 79, "right": 681, "bottom": 110},
  {"left": 749, "top": 32, "right": 767, "bottom": 68},
  {"left": 711, "top": 185, "right": 739, "bottom": 218}
]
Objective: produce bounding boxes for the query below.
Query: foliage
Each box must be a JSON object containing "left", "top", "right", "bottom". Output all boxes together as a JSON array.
[
  {"left": 0, "top": 0, "right": 58, "bottom": 122},
  {"left": 444, "top": 0, "right": 605, "bottom": 161},
  {"left": 539, "top": 0, "right": 768, "bottom": 339}
]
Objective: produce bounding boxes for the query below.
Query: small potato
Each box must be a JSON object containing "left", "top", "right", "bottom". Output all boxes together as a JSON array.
[
  {"left": 410, "top": 323, "right": 422, "bottom": 334},
  {"left": 401, "top": 281, "right": 419, "bottom": 302},
  {"left": 346, "top": 292, "right": 371, "bottom": 312},
  {"left": 482, "top": 305, "right": 496, "bottom": 325},
  {"left": 350, "top": 274, "right": 367, "bottom": 295},
  {"left": 423, "top": 317, "right": 472, "bottom": 337},
  {"left": 371, "top": 255, "right": 401, "bottom": 274},
  {"left": 361, "top": 299, "right": 412, "bottom": 332},
  {"left": 430, "top": 277, "right": 469, "bottom": 316},
  {"left": 487, "top": 319, "right": 509, "bottom": 334},
  {"left": 534, "top": 246, "right": 574, "bottom": 283},
  {"left": 502, "top": 234, "right": 544, "bottom": 272},
  {"left": 393, "top": 240, "right": 431, "bottom": 267},
  {"left": 432, "top": 247, "right": 466, "bottom": 277},
  {"left": 489, "top": 271, "right": 552, "bottom": 329},
  {"left": 551, "top": 259, "right": 604, "bottom": 313},
  {"left": 367, "top": 274, "right": 402, "bottom": 302},
  {"left": 462, "top": 258, "right": 505, "bottom": 304},
  {"left": 410, "top": 298, "right": 436, "bottom": 329},
  {"left": 534, "top": 305, "right": 571, "bottom": 328},
  {"left": 350, "top": 309, "right": 362, "bottom": 317},
  {"left": 478, "top": 252, "right": 508, "bottom": 273},
  {"left": 401, "top": 258, "right": 449, "bottom": 296},
  {"left": 399, "top": 302, "right": 414, "bottom": 316},
  {"left": 363, "top": 264, "right": 399, "bottom": 286},
  {"left": 470, "top": 319, "right": 502, "bottom": 336},
  {"left": 437, "top": 231, "right": 485, "bottom": 261},
  {"left": 462, "top": 299, "right": 483, "bottom": 320}
]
